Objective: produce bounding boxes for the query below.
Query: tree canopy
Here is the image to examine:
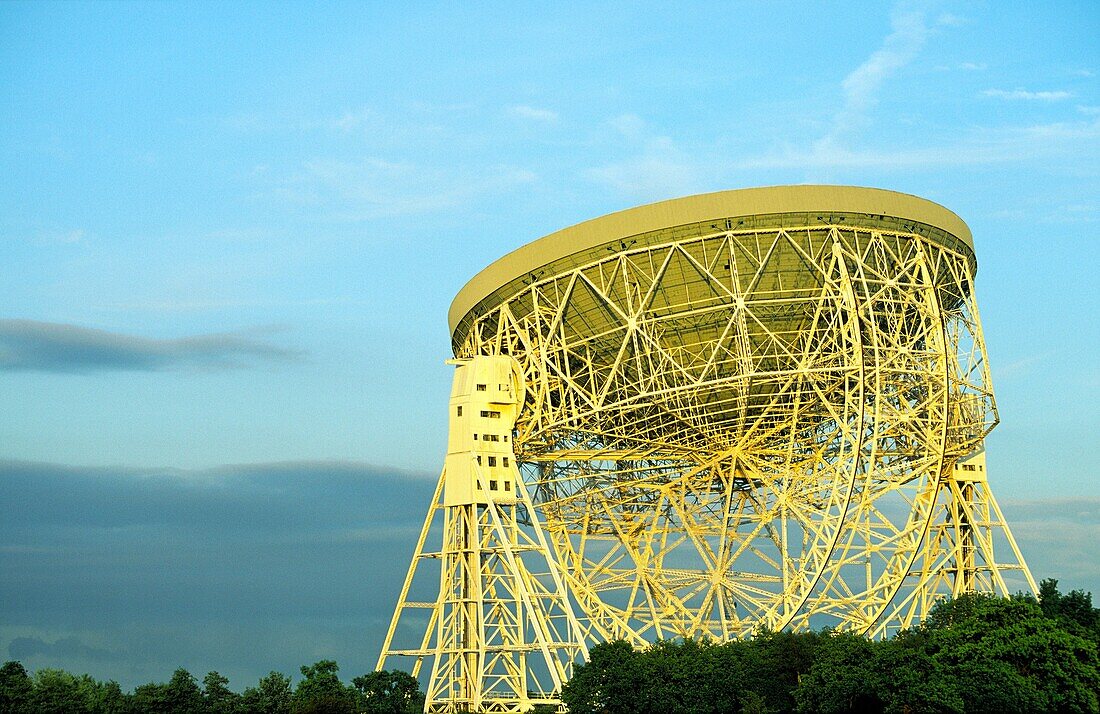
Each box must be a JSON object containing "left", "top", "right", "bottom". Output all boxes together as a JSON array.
[{"left": 2, "top": 581, "right": 1097, "bottom": 713}]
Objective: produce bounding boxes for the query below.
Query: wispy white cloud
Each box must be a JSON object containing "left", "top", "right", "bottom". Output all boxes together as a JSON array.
[
  {"left": 818, "top": 7, "right": 930, "bottom": 151},
  {"left": 508, "top": 105, "right": 559, "bottom": 123},
  {"left": 936, "top": 12, "right": 966, "bottom": 27},
  {"left": 993, "top": 352, "right": 1055, "bottom": 381},
  {"left": 270, "top": 157, "right": 537, "bottom": 220},
  {"left": 57, "top": 228, "right": 84, "bottom": 244},
  {"left": 958, "top": 62, "right": 987, "bottom": 71},
  {"left": 584, "top": 115, "right": 702, "bottom": 200},
  {"left": 981, "top": 88, "right": 1072, "bottom": 101},
  {"left": 738, "top": 118, "right": 1100, "bottom": 170},
  {"left": 219, "top": 108, "right": 379, "bottom": 134}
]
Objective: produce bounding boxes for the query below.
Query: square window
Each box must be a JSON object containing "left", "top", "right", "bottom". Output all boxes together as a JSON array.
[{"left": 489, "top": 480, "right": 498, "bottom": 490}]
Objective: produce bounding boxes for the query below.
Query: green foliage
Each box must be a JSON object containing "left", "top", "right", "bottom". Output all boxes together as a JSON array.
[
  {"left": 241, "top": 672, "right": 292, "bottom": 714},
  {"left": 2, "top": 580, "right": 1096, "bottom": 712},
  {"left": 204, "top": 671, "right": 243, "bottom": 714},
  {"left": 0, "top": 661, "right": 33, "bottom": 714},
  {"left": 291, "top": 660, "right": 356, "bottom": 714},
  {"left": 564, "top": 583, "right": 1100, "bottom": 714},
  {"left": 1038, "top": 578, "right": 1100, "bottom": 641},
  {"left": 352, "top": 669, "right": 424, "bottom": 714}
]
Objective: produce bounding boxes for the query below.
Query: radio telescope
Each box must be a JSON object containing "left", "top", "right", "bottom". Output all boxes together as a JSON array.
[{"left": 378, "top": 186, "right": 1035, "bottom": 713}]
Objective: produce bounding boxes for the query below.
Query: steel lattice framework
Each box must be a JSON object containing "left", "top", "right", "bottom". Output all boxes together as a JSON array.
[{"left": 379, "top": 186, "right": 1035, "bottom": 712}]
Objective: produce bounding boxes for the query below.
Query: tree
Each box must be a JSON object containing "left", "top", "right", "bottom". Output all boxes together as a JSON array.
[
  {"left": 29, "top": 669, "right": 85, "bottom": 714},
  {"left": 203, "top": 671, "right": 242, "bottom": 714},
  {"left": 793, "top": 632, "right": 884, "bottom": 713},
  {"left": 351, "top": 670, "right": 423, "bottom": 714},
  {"left": 291, "top": 661, "right": 355, "bottom": 714},
  {"left": 919, "top": 593, "right": 1100, "bottom": 713},
  {"left": 746, "top": 629, "right": 821, "bottom": 712},
  {"left": 561, "top": 640, "right": 648, "bottom": 714},
  {"left": 1038, "top": 578, "right": 1100, "bottom": 642},
  {"left": 74, "top": 675, "right": 128, "bottom": 714},
  {"left": 0, "top": 662, "right": 32, "bottom": 714},
  {"left": 164, "top": 668, "right": 204, "bottom": 714},
  {"left": 241, "top": 672, "right": 292, "bottom": 714}
]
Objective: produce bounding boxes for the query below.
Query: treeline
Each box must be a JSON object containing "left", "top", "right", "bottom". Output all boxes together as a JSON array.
[
  {"left": 2, "top": 580, "right": 1098, "bottom": 714},
  {"left": 0, "top": 660, "right": 422, "bottom": 714},
  {"left": 562, "top": 580, "right": 1100, "bottom": 714}
]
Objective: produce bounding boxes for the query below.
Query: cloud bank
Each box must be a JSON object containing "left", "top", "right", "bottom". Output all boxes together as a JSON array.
[
  {"left": 0, "top": 460, "right": 436, "bottom": 688},
  {"left": 0, "top": 320, "right": 302, "bottom": 373},
  {"left": 1, "top": 459, "right": 1096, "bottom": 690}
]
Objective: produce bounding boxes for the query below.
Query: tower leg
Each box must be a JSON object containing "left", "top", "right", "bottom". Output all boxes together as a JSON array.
[
  {"left": 378, "top": 356, "right": 588, "bottom": 712},
  {"left": 869, "top": 447, "right": 1037, "bottom": 637}
]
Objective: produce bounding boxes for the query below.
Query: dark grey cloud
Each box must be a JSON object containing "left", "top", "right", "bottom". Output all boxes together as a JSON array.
[
  {"left": 9, "top": 636, "right": 124, "bottom": 664},
  {"left": 0, "top": 460, "right": 1095, "bottom": 692},
  {"left": 1000, "top": 497, "right": 1100, "bottom": 596},
  {"left": 0, "top": 460, "right": 437, "bottom": 688},
  {"left": 0, "top": 319, "right": 303, "bottom": 373}
]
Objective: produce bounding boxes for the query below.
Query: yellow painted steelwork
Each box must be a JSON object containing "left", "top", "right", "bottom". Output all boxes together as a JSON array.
[
  {"left": 379, "top": 356, "right": 587, "bottom": 713},
  {"left": 380, "top": 186, "right": 1034, "bottom": 712}
]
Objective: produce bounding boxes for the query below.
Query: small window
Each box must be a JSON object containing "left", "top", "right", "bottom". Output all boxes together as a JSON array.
[
  {"left": 488, "top": 456, "right": 497, "bottom": 467},
  {"left": 504, "top": 480, "right": 511, "bottom": 491},
  {"left": 476, "top": 456, "right": 482, "bottom": 465},
  {"left": 476, "top": 384, "right": 487, "bottom": 391},
  {"left": 473, "top": 434, "right": 478, "bottom": 440},
  {"left": 491, "top": 435, "right": 500, "bottom": 442},
  {"left": 456, "top": 406, "right": 463, "bottom": 416},
  {"left": 489, "top": 480, "right": 498, "bottom": 491},
  {"left": 504, "top": 435, "right": 509, "bottom": 442},
  {"left": 503, "top": 457, "right": 509, "bottom": 467}
]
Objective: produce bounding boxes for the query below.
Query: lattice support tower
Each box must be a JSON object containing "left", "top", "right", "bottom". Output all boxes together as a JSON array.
[{"left": 378, "top": 356, "right": 587, "bottom": 713}]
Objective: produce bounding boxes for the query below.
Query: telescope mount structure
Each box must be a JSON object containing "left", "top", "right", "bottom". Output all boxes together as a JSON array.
[{"left": 378, "top": 185, "right": 1035, "bottom": 713}]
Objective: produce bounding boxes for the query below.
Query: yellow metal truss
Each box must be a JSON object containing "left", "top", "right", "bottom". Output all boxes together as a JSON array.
[
  {"left": 380, "top": 189, "right": 1035, "bottom": 712},
  {"left": 378, "top": 356, "right": 587, "bottom": 713}
]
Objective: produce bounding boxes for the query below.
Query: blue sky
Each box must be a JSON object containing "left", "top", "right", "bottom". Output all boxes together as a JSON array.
[{"left": 1, "top": 0, "right": 1097, "bottom": 690}]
